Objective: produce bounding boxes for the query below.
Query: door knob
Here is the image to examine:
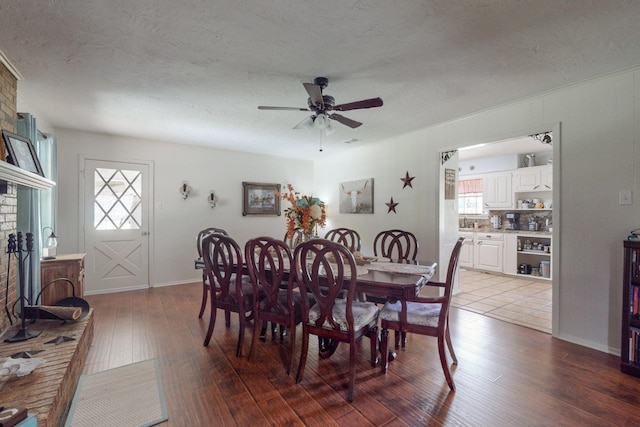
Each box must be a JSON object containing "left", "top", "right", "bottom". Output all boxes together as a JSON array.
[{"left": 141, "top": 231, "right": 149, "bottom": 236}]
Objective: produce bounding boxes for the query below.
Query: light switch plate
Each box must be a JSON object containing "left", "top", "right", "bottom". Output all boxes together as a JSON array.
[{"left": 619, "top": 190, "right": 632, "bottom": 205}]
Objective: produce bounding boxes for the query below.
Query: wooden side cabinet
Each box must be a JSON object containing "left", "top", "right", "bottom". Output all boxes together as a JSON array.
[
  {"left": 39, "top": 253, "right": 86, "bottom": 305},
  {"left": 621, "top": 241, "right": 640, "bottom": 377}
]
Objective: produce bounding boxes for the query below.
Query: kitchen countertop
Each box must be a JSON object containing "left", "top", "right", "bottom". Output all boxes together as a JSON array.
[{"left": 459, "top": 228, "right": 552, "bottom": 236}]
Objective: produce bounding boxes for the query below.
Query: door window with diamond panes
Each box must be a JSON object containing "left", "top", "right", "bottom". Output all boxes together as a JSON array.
[{"left": 94, "top": 168, "right": 142, "bottom": 230}]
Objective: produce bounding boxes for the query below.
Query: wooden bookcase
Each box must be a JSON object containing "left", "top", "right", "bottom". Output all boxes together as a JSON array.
[
  {"left": 621, "top": 240, "right": 640, "bottom": 377},
  {"left": 39, "top": 253, "right": 86, "bottom": 305}
]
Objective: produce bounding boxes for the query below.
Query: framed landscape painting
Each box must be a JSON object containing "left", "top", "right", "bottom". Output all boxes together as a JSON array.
[
  {"left": 242, "top": 182, "right": 281, "bottom": 216},
  {"left": 339, "top": 178, "right": 374, "bottom": 214}
]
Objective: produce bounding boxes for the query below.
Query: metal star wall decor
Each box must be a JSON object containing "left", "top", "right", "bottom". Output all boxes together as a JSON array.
[
  {"left": 386, "top": 197, "right": 399, "bottom": 213},
  {"left": 401, "top": 171, "right": 415, "bottom": 189}
]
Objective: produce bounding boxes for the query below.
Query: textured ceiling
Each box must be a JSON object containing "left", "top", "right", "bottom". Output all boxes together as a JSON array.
[{"left": 1, "top": 1, "right": 639, "bottom": 159}]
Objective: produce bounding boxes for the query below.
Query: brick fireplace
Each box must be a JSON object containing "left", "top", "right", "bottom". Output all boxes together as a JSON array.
[
  {"left": 0, "top": 59, "right": 94, "bottom": 427},
  {"left": 0, "top": 59, "right": 19, "bottom": 335}
]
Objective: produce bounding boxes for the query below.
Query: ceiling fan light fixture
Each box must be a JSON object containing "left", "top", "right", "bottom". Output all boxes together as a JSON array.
[
  {"left": 293, "top": 115, "right": 315, "bottom": 132},
  {"left": 314, "top": 113, "right": 329, "bottom": 129},
  {"left": 324, "top": 119, "right": 335, "bottom": 135}
]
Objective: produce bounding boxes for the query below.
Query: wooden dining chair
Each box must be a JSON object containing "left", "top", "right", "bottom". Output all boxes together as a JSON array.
[
  {"left": 379, "top": 237, "right": 465, "bottom": 391},
  {"left": 370, "top": 228, "right": 419, "bottom": 347},
  {"left": 196, "top": 227, "right": 228, "bottom": 318},
  {"left": 201, "top": 232, "right": 254, "bottom": 357},
  {"left": 293, "top": 238, "right": 379, "bottom": 402},
  {"left": 373, "top": 229, "right": 418, "bottom": 262},
  {"left": 244, "top": 236, "right": 304, "bottom": 374},
  {"left": 324, "top": 227, "right": 362, "bottom": 252}
]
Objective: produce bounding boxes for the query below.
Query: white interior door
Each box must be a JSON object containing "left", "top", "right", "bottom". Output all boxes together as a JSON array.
[{"left": 82, "top": 158, "right": 151, "bottom": 294}]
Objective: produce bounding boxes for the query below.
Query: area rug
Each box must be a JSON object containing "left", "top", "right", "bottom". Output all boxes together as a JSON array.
[{"left": 65, "top": 359, "right": 168, "bottom": 427}]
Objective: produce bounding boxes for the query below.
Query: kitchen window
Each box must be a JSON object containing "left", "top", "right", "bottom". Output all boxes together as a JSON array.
[{"left": 458, "top": 178, "right": 483, "bottom": 215}]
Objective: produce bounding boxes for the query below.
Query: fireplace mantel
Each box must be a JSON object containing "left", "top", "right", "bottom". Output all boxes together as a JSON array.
[{"left": 0, "top": 160, "right": 55, "bottom": 191}]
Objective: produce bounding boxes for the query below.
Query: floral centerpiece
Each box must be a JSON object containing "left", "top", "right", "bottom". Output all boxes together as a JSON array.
[{"left": 278, "top": 184, "right": 326, "bottom": 240}]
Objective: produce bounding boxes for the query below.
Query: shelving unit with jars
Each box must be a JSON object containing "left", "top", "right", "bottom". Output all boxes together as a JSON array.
[{"left": 515, "top": 234, "right": 552, "bottom": 279}]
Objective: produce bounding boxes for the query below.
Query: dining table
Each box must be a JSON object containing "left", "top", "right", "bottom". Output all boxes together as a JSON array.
[{"left": 194, "top": 255, "right": 437, "bottom": 369}]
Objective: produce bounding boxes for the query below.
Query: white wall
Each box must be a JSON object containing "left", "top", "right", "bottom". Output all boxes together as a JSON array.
[
  {"left": 314, "top": 67, "right": 640, "bottom": 355},
  {"left": 54, "top": 128, "right": 314, "bottom": 287}
]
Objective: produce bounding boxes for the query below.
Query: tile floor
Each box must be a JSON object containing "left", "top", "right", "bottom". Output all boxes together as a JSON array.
[{"left": 452, "top": 269, "right": 552, "bottom": 333}]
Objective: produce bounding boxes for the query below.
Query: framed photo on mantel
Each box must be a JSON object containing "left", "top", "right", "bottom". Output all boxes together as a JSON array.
[
  {"left": 1, "top": 129, "right": 45, "bottom": 177},
  {"left": 242, "top": 182, "right": 281, "bottom": 216}
]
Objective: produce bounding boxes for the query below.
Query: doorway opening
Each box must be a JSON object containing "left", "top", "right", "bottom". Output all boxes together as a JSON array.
[{"left": 441, "top": 129, "right": 558, "bottom": 334}]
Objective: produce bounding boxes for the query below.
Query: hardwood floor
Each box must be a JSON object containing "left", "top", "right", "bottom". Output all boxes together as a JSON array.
[{"left": 83, "top": 282, "right": 640, "bottom": 426}]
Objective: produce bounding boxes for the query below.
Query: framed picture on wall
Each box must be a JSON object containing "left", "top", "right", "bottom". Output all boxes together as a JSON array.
[
  {"left": 339, "top": 178, "right": 374, "bottom": 214},
  {"left": 444, "top": 168, "right": 456, "bottom": 200},
  {"left": 242, "top": 182, "right": 281, "bottom": 216},
  {"left": 1, "top": 129, "right": 44, "bottom": 177}
]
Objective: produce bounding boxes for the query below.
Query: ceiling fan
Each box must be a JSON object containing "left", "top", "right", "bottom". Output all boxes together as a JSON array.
[{"left": 258, "top": 77, "right": 383, "bottom": 131}]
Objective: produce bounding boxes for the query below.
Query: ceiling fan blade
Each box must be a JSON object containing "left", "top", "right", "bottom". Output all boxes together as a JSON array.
[
  {"left": 329, "top": 113, "right": 362, "bottom": 129},
  {"left": 303, "top": 83, "right": 324, "bottom": 108},
  {"left": 293, "top": 115, "right": 315, "bottom": 130},
  {"left": 258, "top": 106, "right": 310, "bottom": 111},
  {"left": 334, "top": 97, "right": 383, "bottom": 111}
]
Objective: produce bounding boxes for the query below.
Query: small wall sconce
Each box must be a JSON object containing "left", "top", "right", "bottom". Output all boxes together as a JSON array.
[
  {"left": 180, "top": 181, "right": 191, "bottom": 199},
  {"left": 208, "top": 190, "right": 216, "bottom": 208}
]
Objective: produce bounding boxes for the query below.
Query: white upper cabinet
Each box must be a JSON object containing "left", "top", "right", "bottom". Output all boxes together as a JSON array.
[
  {"left": 540, "top": 164, "right": 553, "bottom": 190},
  {"left": 513, "top": 165, "right": 552, "bottom": 192},
  {"left": 483, "top": 171, "right": 513, "bottom": 208}
]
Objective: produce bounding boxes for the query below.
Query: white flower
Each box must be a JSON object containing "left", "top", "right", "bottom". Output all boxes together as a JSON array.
[{"left": 309, "top": 204, "right": 322, "bottom": 219}]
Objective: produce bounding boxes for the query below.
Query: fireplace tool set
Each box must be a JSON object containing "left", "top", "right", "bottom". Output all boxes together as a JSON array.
[
  {"left": 4, "top": 232, "right": 42, "bottom": 342},
  {"left": 3, "top": 232, "right": 89, "bottom": 343}
]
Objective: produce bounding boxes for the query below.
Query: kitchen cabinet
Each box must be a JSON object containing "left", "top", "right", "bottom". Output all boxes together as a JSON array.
[
  {"left": 483, "top": 171, "right": 513, "bottom": 209},
  {"left": 541, "top": 165, "right": 553, "bottom": 190},
  {"left": 504, "top": 234, "right": 518, "bottom": 274},
  {"left": 39, "top": 253, "right": 85, "bottom": 305},
  {"left": 474, "top": 233, "right": 503, "bottom": 272},
  {"left": 458, "top": 231, "right": 551, "bottom": 279},
  {"left": 459, "top": 232, "right": 474, "bottom": 268},
  {"left": 513, "top": 165, "right": 552, "bottom": 192}
]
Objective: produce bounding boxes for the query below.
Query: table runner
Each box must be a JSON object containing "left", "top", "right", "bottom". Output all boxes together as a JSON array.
[{"left": 365, "top": 261, "right": 434, "bottom": 278}]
